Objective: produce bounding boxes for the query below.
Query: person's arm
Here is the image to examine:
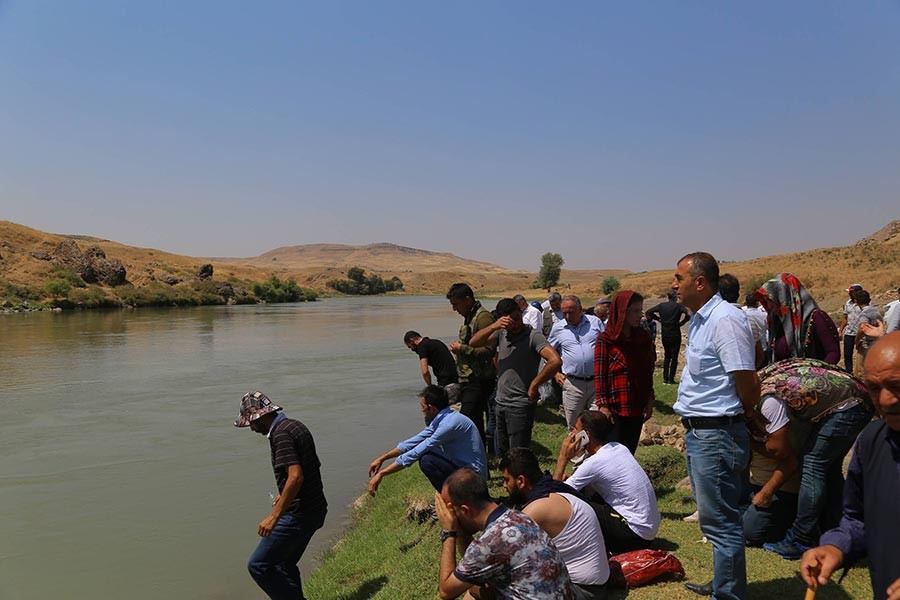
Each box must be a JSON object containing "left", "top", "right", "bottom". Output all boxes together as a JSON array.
[
  {"left": 553, "top": 432, "right": 581, "bottom": 481},
  {"left": 456, "top": 312, "right": 499, "bottom": 359},
  {"left": 469, "top": 317, "right": 505, "bottom": 349},
  {"left": 678, "top": 305, "right": 691, "bottom": 327},
  {"left": 258, "top": 463, "right": 303, "bottom": 537},
  {"left": 643, "top": 345, "right": 656, "bottom": 421},
  {"left": 368, "top": 460, "right": 405, "bottom": 496},
  {"left": 734, "top": 370, "right": 766, "bottom": 435},
  {"left": 810, "top": 311, "right": 842, "bottom": 365},
  {"left": 838, "top": 312, "right": 848, "bottom": 336},
  {"left": 646, "top": 305, "right": 660, "bottom": 322},
  {"left": 419, "top": 358, "right": 433, "bottom": 385},
  {"left": 529, "top": 345, "right": 561, "bottom": 402},
  {"left": 435, "top": 492, "right": 473, "bottom": 600},
  {"left": 751, "top": 426, "right": 798, "bottom": 508}
]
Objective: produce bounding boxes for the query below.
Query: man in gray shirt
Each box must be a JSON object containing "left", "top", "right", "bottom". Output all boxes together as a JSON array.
[{"left": 470, "top": 298, "right": 562, "bottom": 456}]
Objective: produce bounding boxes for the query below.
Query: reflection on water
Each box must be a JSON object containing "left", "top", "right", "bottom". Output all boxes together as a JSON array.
[{"left": 0, "top": 297, "right": 475, "bottom": 600}]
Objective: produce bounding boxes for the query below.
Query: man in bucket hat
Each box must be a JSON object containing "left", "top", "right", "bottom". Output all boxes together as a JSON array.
[{"left": 234, "top": 391, "right": 327, "bottom": 600}]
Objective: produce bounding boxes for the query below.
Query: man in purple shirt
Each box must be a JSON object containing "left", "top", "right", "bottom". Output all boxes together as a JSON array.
[{"left": 801, "top": 332, "right": 900, "bottom": 600}]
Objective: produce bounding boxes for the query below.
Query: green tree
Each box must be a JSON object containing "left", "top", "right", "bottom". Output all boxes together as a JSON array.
[
  {"left": 601, "top": 276, "right": 621, "bottom": 295},
  {"left": 534, "top": 252, "right": 564, "bottom": 289},
  {"left": 44, "top": 279, "right": 71, "bottom": 300},
  {"left": 347, "top": 267, "right": 366, "bottom": 284}
]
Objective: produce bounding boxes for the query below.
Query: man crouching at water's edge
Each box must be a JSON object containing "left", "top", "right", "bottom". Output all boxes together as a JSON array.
[{"left": 234, "top": 391, "right": 327, "bottom": 600}]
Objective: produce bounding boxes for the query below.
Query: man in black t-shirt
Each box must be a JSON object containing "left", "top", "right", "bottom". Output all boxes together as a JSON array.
[
  {"left": 646, "top": 291, "right": 691, "bottom": 385},
  {"left": 404, "top": 331, "right": 460, "bottom": 403},
  {"left": 234, "top": 391, "right": 327, "bottom": 600}
]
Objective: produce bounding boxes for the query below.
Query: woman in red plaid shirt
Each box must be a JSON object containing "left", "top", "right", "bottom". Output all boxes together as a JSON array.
[{"left": 594, "top": 290, "right": 656, "bottom": 454}]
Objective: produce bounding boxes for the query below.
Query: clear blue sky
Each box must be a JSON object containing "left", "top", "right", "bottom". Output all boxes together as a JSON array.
[{"left": 1, "top": 1, "right": 898, "bottom": 270}]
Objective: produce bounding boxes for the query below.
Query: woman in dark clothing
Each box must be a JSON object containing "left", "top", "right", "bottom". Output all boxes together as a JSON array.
[
  {"left": 594, "top": 290, "right": 655, "bottom": 454},
  {"left": 755, "top": 274, "right": 841, "bottom": 365}
]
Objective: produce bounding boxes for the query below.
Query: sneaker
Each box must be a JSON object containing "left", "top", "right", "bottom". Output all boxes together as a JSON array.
[
  {"left": 763, "top": 534, "right": 811, "bottom": 560},
  {"left": 683, "top": 510, "right": 700, "bottom": 522}
]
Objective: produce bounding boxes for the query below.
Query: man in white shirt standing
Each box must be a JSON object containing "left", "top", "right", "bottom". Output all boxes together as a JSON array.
[
  {"left": 672, "top": 252, "right": 762, "bottom": 600},
  {"left": 515, "top": 294, "right": 543, "bottom": 333},
  {"left": 548, "top": 296, "right": 604, "bottom": 431}
]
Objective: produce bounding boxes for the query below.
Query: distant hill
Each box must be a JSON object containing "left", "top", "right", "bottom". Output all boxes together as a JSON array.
[{"left": 2, "top": 219, "right": 898, "bottom": 310}]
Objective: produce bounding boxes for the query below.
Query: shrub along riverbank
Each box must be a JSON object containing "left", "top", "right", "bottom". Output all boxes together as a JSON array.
[{"left": 305, "top": 373, "right": 872, "bottom": 599}]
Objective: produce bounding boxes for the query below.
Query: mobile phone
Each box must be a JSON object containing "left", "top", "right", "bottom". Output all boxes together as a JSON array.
[{"left": 574, "top": 430, "right": 589, "bottom": 450}]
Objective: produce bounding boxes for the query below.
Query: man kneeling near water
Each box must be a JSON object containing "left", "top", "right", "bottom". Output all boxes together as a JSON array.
[
  {"left": 234, "top": 391, "right": 327, "bottom": 600},
  {"left": 502, "top": 448, "right": 610, "bottom": 599},
  {"left": 368, "top": 385, "right": 488, "bottom": 495},
  {"left": 436, "top": 468, "right": 576, "bottom": 599}
]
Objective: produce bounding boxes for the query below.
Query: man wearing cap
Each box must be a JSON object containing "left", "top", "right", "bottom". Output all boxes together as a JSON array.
[
  {"left": 593, "top": 297, "right": 611, "bottom": 329},
  {"left": 839, "top": 284, "right": 863, "bottom": 373},
  {"left": 234, "top": 391, "right": 327, "bottom": 600}
]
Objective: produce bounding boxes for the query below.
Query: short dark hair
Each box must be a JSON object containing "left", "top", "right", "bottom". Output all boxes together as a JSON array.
[
  {"left": 444, "top": 468, "right": 491, "bottom": 508},
  {"left": 562, "top": 294, "right": 582, "bottom": 309},
  {"left": 420, "top": 385, "right": 449, "bottom": 410},
  {"left": 499, "top": 447, "right": 542, "bottom": 484},
  {"left": 446, "top": 283, "right": 474, "bottom": 301},
  {"left": 403, "top": 330, "right": 421, "bottom": 344},
  {"left": 678, "top": 252, "right": 719, "bottom": 290},
  {"left": 719, "top": 273, "right": 740, "bottom": 303},
  {"left": 495, "top": 298, "right": 519, "bottom": 317},
  {"left": 856, "top": 290, "right": 871, "bottom": 305},
  {"left": 549, "top": 292, "right": 562, "bottom": 302},
  {"left": 512, "top": 294, "right": 526, "bottom": 304},
  {"left": 578, "top": 409, "right": 614, "bottom": 444},
  {"left": 745, "top": 293, "right": 759, "bottom": 308}
]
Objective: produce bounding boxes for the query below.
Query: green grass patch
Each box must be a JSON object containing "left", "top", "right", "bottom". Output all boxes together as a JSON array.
[{"left": 306, "top": 383, "right": 873, "bottom": 599}]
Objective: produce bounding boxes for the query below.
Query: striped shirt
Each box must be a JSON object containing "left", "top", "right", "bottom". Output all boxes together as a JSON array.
[{"left": 269, "top": 416, "right": 327, "bottom": 516}]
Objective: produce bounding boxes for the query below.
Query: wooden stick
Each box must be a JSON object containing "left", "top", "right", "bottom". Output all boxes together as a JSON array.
[{"left": 805, "top": 559, "right": 820, "bottom": 600}]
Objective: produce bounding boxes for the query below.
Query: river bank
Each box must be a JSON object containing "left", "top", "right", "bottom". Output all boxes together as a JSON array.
[{"left": 304, "top": 376, "right": 874, "bottom": 600}]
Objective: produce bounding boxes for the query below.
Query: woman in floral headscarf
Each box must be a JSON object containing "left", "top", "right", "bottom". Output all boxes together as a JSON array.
[
  {"left": 754, "top": 274, "right": 840, "bottom": 365},
  {"left": 594, "top": 290, "right": 655, "bottom": 454}
]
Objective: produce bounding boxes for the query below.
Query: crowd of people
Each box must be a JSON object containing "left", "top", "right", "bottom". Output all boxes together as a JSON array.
[{"left": 232, "top": 260, "right": 900, "bottom": 600}]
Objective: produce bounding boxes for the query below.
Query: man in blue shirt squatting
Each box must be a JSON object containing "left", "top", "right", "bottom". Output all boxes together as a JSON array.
[
  {"left": 672, "top": 252, "right": 765, "bottom": 600},
  {"left": 801, "top": 332, "right": 900, "bottom": 600},
  {"left": 367, "top": 385, "right": 488, "bottom": 495}
]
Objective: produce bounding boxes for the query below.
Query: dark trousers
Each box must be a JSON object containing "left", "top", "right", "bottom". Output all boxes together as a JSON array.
[
  {"left": 495, "top": 403, "right": 537, "bottom": 457},
  {"left": 248, "top": 510, "right": 326, "bottom": 600},
  {"left": 460, "top": 380, "right": 494, "bottom": 443},
  {"left": 590, "top": 499, "right": 652, "bottom": 554},
  {"left": 661, "top": 336, "right": 681, "bottom": 383},
  {"left": 843, "top": 334, "right": 855, "bottom": 373},
  {"left": 609, "top": 415, "right": 644, "bottom": 455},
  {"left": 419, "top": 450, "right": 462, "bottom": 491},
  {"left": 742, "top": 485, "right": 798, "bottom": 546}
]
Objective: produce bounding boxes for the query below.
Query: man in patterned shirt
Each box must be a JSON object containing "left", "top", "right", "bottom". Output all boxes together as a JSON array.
[
  {"left": 234, "top": 391, "right": 327, "bottom": 600},
  {"left": 435, "top": 468, "right": 575, "bottom": 600}
]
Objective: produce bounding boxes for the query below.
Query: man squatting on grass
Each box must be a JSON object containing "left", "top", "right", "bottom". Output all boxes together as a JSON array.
[
  {"left": 234, "top": 392, "right": 327, "bottom": 600},
  {"left": 368, "top": 385, "right": 487, "bottom": 495},
  {"left": 468, "top": 297, "right": 562, "bottom": 457},
  {"left": 435, "top": 468, "right": 576, "bottom": 600}
]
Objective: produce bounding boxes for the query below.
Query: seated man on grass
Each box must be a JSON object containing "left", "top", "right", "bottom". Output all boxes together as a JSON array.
[
  {"left": 502, "top": 448, "right": 610, "bottom": 600},
  {"left": 554, "top": 410, "right": 660, "bottom": 554},
  {"left": 435, "top": 468, "right": 575, "bottom": 600},
  {"left": 368, "top": 385, "right": 487, "bottom": 495}
]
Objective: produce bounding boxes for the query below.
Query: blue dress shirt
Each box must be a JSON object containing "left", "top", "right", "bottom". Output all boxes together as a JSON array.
[
  {"left": 548, "top": 314, "right": 603, "bottom": 379},
  {"left": 395, "top": 408, "right": 488, "bottom": 479}
]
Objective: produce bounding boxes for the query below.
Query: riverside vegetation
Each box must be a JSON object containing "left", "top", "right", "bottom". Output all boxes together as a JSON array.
[{"left": 305, "top": 372, "right": 872, "bottom": 600}]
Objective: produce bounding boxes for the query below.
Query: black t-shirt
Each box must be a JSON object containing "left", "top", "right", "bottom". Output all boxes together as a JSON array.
[
  {"left": 646, "top": 301, "right": 690, "bottom": 338},
  {"left": 416, "top": 337, "right": 458, "bottom": 386},
  {"left": 269, "top": 417, "right": 327, "bottom": 516}
]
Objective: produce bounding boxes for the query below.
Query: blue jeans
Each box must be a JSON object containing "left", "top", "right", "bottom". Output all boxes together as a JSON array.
[
  {"left": 685, "top": 423, "right": 749, "bottom": 600},
  {"left": 743, "top": 485, "right": 798, "bottom": 546},
  {"left": 248, "top": 510, "right": 326, "bottom": 600},
  {"left": 419, "top": 450, "right": 462, "bottom": 491},
  {"left": 790, "top": 403, "right": 872, "bottom": 546}
]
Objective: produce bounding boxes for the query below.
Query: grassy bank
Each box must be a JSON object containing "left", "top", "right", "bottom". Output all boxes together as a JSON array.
[{"left": 306, "top": 374, "right": 873, "bottom": 599}]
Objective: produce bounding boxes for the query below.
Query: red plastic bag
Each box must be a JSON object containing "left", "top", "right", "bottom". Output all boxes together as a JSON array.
[{"left": 608, "top": 549, "right": 685, "bottom": 588}]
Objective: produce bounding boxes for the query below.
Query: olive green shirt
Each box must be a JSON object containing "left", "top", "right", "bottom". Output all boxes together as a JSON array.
[{"left": 456, "top": 301, "right": 497, "bottom": 383}]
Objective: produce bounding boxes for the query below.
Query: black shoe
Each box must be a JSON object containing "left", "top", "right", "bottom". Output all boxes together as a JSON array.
[{"left": 684, "top": 581, "right": 713, "bottom": 596}]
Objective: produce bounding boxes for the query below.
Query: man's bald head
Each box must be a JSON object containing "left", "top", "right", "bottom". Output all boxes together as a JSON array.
[{"left": 863, "top": 332, "right": 900, "bottom": 431}]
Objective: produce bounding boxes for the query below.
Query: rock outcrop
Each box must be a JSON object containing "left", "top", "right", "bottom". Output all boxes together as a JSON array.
[
  {"left": 196, "top": 264, "right": 214, "bottom": 279},
  {"left": 639, "top": 422, "right": 686, "bottom": 452},
  {"left": 53, "top": 239, "right": 127, "bottom": 286}
]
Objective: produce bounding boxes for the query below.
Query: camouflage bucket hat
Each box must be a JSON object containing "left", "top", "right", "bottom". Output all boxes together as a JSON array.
[{"left": 234, "top": 391, "right": 282, "bottom": 428}]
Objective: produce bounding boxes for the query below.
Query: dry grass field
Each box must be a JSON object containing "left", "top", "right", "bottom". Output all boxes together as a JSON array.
[{"left": 2, "top": 219, "right": 898, "bottom": 310}]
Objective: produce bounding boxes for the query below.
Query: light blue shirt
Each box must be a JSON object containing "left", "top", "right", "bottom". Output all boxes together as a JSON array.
[
  {"left": 675, "top": 293, "right": 756, "bottom": 418},
  {"left": 395, "top": 408, "right": 488, "bottom": 479},
  {"left": 548, "top": 314, "right": 603, "bottom": 378}
]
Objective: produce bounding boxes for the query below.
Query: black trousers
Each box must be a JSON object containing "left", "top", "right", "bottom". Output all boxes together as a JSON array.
[
  {"left": 591, "top": 500, "right": 652, "bottom": 554},
  {"left": 459, "top": 379, "right": 494, "bottom": 442},
  {"left": 609, "top": 415, "right": 644, "bottom": 455},
  {"left": 662, "top": 335, "right": 681, "bottom": 382},
  {"left": 843, "top": 334, "right": 855, "bottom": 373}
]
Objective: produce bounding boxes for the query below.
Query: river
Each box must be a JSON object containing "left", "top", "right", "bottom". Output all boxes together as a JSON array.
[{"left": 0, "top": 296, "right": 473, "bottom": 599}]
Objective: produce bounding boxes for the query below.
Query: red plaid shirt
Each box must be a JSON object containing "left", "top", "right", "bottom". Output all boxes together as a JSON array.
[{"left": 594, "top": 338, "right": 652, "bottom": 417}]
